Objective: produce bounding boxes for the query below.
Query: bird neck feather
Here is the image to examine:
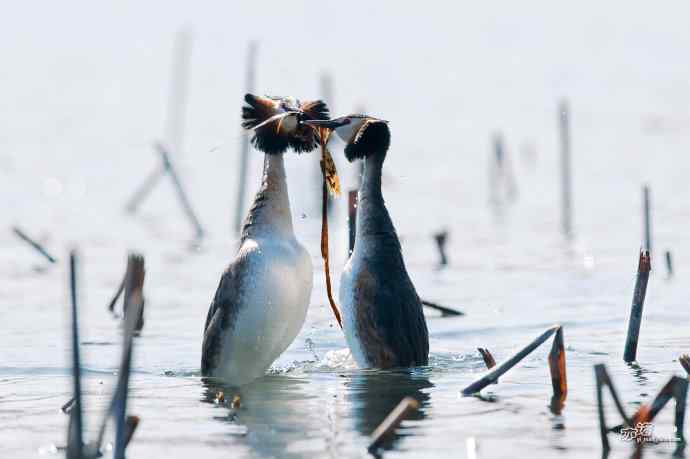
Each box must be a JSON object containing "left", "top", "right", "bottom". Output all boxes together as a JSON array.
[{"left": 241, "top": 154, "right": 294, "bottom": 241}]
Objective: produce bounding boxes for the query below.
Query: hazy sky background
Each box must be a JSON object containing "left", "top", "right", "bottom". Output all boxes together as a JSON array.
[{"left": 2, "top": 1, "right": 690, "bottom": 258}]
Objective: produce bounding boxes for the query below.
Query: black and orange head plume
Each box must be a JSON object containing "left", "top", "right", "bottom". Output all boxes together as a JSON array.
[{"left": 241, "top": 93, "right": 330, "bottom": 155}]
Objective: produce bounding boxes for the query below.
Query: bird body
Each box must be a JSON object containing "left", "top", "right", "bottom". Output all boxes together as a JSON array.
[
  {"left": 201, "top": 94, "right": 325, "bottom": 385},
  {"left": 201, "top": 153, "right": 312, "bottom": 385}
]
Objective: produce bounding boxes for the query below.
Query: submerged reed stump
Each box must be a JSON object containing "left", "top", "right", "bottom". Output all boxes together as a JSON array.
[
  {"left": 623, "top": 250, "right": 651, "bottom": 363},
  {"left": 65, "top": 250, "right": 142, "bottom": 458},
  {"left": 433, "top": 230, "right": 449, "bottom": 267},
  {"left": 462, "top": 325, "right": 567, "bottom": 406},
  {"left": 595, "top": 363, "right": 687, "bottom": 454},
  {"left": 13, "top": 226, "right": 57, "bottom": 264},
  {"left": 108, "top": 253, "right": 146, "bottom": 333},
  {"left": 368, "top": 397, "right": 419, "bottom": 453}
]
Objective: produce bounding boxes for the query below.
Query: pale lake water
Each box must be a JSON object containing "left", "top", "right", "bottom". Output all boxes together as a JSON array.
[{"left": 3, "top": 2, "right": 690, "bottom": 458}]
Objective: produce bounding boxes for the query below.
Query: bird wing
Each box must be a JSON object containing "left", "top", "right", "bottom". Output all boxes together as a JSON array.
[
  {"left": 201, "top": 246, "right": 257, "bottom": 375},
  {"left": 353, "top": 250, "right": 429, "bottom": 368}
]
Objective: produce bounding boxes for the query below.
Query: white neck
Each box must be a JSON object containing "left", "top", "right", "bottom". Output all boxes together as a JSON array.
[{"left": 241, "top": 154, "right": 294, "bottom": 241}]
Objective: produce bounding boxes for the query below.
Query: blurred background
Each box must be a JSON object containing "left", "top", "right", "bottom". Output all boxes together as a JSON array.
[{"left": 3, "top": 2, "right": 690, "bottom": 458}]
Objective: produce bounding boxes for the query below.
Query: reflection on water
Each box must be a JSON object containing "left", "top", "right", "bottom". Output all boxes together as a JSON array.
[
  {"left": 346, "top": 369, "right": 433, "bottom": 453},
  {"left": 199, "top": 369, "right": 433, "bottom": 458}
]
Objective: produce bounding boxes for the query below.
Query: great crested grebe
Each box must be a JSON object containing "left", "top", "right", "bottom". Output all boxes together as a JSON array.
[
  {"left": 305, "top": 115, "right": 429, "bottom": 369},
  {"left": 201, "top": 94, "right": 328, "bottom": 385}
]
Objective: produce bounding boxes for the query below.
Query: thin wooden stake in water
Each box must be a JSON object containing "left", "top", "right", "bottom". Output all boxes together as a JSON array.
[
  {"left": 462, "top": 325, "right": 566, "bottom": 397},
  {"left": 155, "top": 142, "right": 205, "bottom": 239},
  {"left": 595, "top": 363, "right": 688, "bottom": 454},
  {"left": 347, "top": 189, "right": 357, "bottom": 257},
  {"left": 66, "top": 251, "right": 84, "bottom": 459},
  {"left": 680, "top": 354, "right": 690, "bottom": 375},
  {"left": 665, "top": 250, "right": 673, "bottom": 279},
  {"left": 623, "top": 250, "right": 651, "bottom": 363},
  {"left": 234, "top": 42, "right": 258, "bottom": 234},
  {"left": 477, "top": 348, "right": 496, "bottom": 369},
  {"left": 123, "top": 253, "right": 145, "bottom": 332},
  {"left": 420, "top": 300, "right": 464, "bottom": 317},
  {"left": 548, "top": 326, "right": 568, "bottom": 413},
  {"left": 13, "top": 227, "right": 57, "bottom": 264},
  {"left": 368, "top": 397, "right": 419, "bottom": 453},
  {"left": 642, "top": 185, "right": 653, "bottom": 257},
  {"left": 433, "top": 230, "right": 449, "bottom": 267},
  {"left": 558, "top": 100, "right": 573, "bottom": 238}
]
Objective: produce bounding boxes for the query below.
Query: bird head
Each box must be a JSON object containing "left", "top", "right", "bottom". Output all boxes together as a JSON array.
[
  {"left": 241, "top": 94, "right": 330, "bottom": 155},
  {"left": 303, "top": 115, "right": 390, "bottom": 162}
]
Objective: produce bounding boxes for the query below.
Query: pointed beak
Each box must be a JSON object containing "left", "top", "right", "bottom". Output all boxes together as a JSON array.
[{"left": 303, "top": 119, "right": 349, "bottom": 129}]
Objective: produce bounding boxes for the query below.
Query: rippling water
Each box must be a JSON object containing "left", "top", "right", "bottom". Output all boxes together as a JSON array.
[{"left": 3, "top": 2, "right": 690, "bottom": 458}]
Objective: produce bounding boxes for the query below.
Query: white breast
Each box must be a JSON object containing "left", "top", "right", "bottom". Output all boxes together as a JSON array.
[
  {"left": 214, "top": 236, "right": 313, "bottom": 385},
  {"left": 339, "top": 253, "right": 370, "bottom": 368}
]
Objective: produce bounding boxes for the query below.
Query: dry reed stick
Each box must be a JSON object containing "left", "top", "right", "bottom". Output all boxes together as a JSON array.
[{"left": 368, "top": 397, "right": 419, "bottom": 453}]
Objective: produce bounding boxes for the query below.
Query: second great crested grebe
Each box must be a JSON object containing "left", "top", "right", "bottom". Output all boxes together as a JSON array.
[{"left": 305, "top": 115, "right": 429, "bottom": 369}]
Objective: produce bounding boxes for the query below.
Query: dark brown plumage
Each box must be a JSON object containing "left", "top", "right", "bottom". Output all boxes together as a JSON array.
[
  {"left": 241, "top": 94, "right": 329, "bottom": 155},
  {"left": 344, "top": 120, "right": 391, "bottom": 162}
]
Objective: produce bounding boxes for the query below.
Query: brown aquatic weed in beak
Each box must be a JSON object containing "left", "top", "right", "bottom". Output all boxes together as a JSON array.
[{"left": 316, "top": 125, "right": 343, "bottom": 329}]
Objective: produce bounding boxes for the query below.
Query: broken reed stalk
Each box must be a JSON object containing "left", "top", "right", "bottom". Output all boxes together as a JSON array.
[
  {"left": 680, "top": 354, "right": 690, "bottom": 375},
  {"left": 432, "top": 230, "right": 448, "bottom": 267},
  {"left": 420, "top": 300, "right": 464, "bottom": 317},
  {"left": 95, "top": 289, "right": 143, "bottom": 457},
  {"left": 66, "top": 251, "right": 84, "bottom": 459},
  {"left": 154, "top": 142, "right": 205, "bottom": 239},
  {"left": 665, "top": 250, "right": 673, "bottom": 279},
  {"left": 112, "top": 297, "right": 141, "bottom": 459},
  {"left": 643, "top": 185, "right": 652, "bottom": 256},
  {"left": 108, "top": 275, "right": 126, "bottom": 316},
  {"left": 595, "top": 363, "right": 688, "bottom": 453},
  {"left": 461, "top": 325, "right": 567, "bottom": 401},
  {"left": 548, "top": 326, "right": 568, "bottom": 409},
  {"left": 123, "top": 253, "right": 146, "bottom": 332},
  {"left": 623, "top": 250, "right": 651, "bottom": 363},
  {"left": 124, "top": 167, "right": 166, "bottom": 213},
  {"left": 123, "top": 416, "right": 140, "bottom": 450},
  {"left": 558, "top": 100, "right": 573, "bottom": 239},
  {"left": 367, "top": 397, "right": 419, "bottom": 453},
  {"left": 348, "top": 190, "right": 357, "bottom": 257},
  {"left": 234, "top": 41, "right": 258, "bottom": 234},
  {"left": 477, "top": 348, "right": 496, "bottom": 369},
  {"left": 13, "top": 227, "right": 57, "bottom": 264},
  {"left": 61, "top": 397, "right": 76, "bottom": 415}
]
